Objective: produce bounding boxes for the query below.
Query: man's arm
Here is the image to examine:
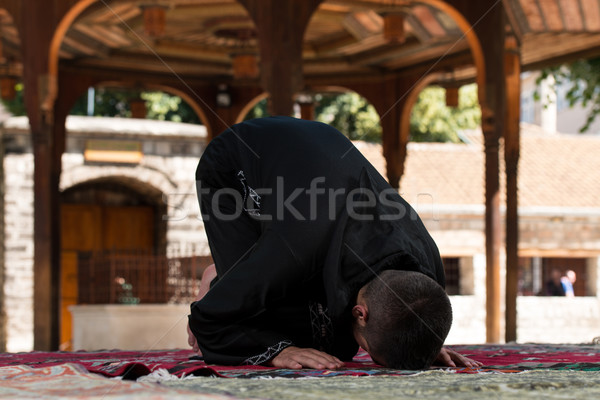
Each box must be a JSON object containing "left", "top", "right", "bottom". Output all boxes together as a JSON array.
[
  {"left": 188, "top": 231, "right": 342, "bottom": 367},
  {"left": 187, "top": 263, "right": 343, "bottom": 369},
  {"left": 187, "top": 264, "right": 217, "bottom": 355}
]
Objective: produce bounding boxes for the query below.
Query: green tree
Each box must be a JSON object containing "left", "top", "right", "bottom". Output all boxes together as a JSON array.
[
  {"left": 410, "top": 84, "right": 480, "bottom": 143},
  {"left": 242, "top": 93, "right": 382, "bottom": 142},
  {"left": 244, "top": 98, "right": 268, "bottom": 120},
  {"left": 537, "top": 57, "right": 600, "bottom": 133},
  {"left": 2, "top": 86, "right": 201, "bottom": 124},
  {"left": 316, "top": 92, "right": 382, "bottom": 142},
  {"left": 71, "top": 88, "right": 201, "bottom": 124},
  {"left": 1, "top": 82, "right": 26, "bottom": 116}
]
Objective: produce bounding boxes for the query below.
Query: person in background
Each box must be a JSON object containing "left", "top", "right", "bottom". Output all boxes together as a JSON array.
[
  {"left": 561, "top": 270, "right": 576, "bottom": 297},
  {"left": 545, "top": 268, "right": 565, "bottom": 296}
]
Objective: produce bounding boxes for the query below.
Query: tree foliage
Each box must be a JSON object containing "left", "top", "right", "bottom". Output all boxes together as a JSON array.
[
  {"left": 244, "top": 86, "right": 480, "bottom": 143},
  {"left": 1, "top": 82, "right": 26, "bottom": 116},
  {"left": 410, "top": 84, "right": 480, "bottom": 143},
  {"left": 1, "top": 86, "right": 201, "bottom": 124},
  {"left": 537, "top": 57, "right": 600, "bottom": 133},
  {"left": 315, "top": 92, "right": 382, "bottom": 142},
  {"left": 70, "top": 88, "right": 201, "bottom": 124},
  {"left": 3, "top": 83, "right": 481, "bottom": 142}
]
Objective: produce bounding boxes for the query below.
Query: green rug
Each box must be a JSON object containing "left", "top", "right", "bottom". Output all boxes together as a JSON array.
[{"left": 159, "top": 370, "right": 600, "bottom": 400}]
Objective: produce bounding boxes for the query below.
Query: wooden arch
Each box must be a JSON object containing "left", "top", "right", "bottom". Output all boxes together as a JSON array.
[
  {"left": 84, "top": 80, "right": 212, "bottom": 131},
  {"left": 235, "top": 92, "right": 269, "bottom": 124}
]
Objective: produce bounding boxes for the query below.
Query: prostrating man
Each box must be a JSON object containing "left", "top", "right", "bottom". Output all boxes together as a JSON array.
[{"left": 188, "top": 116, "right": 480, "bottom": 370}]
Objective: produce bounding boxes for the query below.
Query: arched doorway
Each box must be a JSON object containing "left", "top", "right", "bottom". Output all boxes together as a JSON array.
[{"left": 59, "top": 177, "right": 166, "bottom": 350}]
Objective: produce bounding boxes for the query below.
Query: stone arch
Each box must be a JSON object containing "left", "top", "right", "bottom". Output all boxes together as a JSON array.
[
  {"left": 60, "top": 164, "right": 176, "bottom": 196},
  {"left": 60, "top": 167, "right": 174, "bottom": 256}
]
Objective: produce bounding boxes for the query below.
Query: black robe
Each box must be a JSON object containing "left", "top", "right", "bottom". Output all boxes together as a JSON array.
[{"left": 189, "top": 116, "right": 444, "bottom": 365}]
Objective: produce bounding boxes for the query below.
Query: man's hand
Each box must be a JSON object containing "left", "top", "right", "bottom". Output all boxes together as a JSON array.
[
  {"left": 267, "top": 346, "right": 345, "bottom": 370},
  {"left": 187, "top": 264, "right": 218, "bottom": 356},
  {"left": 187, "top": 323, "right": 201, "bottom": 355},
  {"left": 435, "top": 346, "right": 483, "bottom": 368}
]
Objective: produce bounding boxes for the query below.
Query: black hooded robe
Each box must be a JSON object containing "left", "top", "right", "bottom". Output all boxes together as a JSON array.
[{"left": 189, "top": 116, "right": 445, "bottom": 365}]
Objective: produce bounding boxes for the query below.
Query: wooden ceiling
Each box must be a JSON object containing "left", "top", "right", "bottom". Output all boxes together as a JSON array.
[{"left": 2, "top": 0, "right": 600, "bottom": 82}]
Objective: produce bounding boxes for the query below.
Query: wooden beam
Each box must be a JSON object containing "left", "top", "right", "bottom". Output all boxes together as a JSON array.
[
  {"left": 69, "top": 52, "right": 231, "bottom": 76},
  {"left": 581, "top": 0, "right": 600, "bottom": 31},
  {"left": 347, "top": 37, "right": 421, "bottom": 65},
  {"left": 72, "top": 23, "right": 134, "bottom": 48},
  {"left": 342, "top": 11, "right": 381, "bottom": 40},
  {"left": 307, "top": 31, "right": 357, "bottom": 55},
  {"left": 502, "top": 0, "right": 527, "bottom": 39},
  {"left": 152, "top": 40, "right": 231, "bottom": 62},
  {"left": 558, "top": 0, "right": 584, "bottom": 31},
  {"left": 61, "top": 30, "right": 110, "bottom": 57},
  {"left": 382, "top": 39, "right": 470, "bottom": 69},
  {"left": 412, "top": 5, "right": 447, "bottom": 37},
  {"left": 82, "top": 1, "right": 140, "bottom": 24},
  {"left": 520, "top": 0, "right": 546, "bottom": 31},
  {"left": 88, "top": 25, "right": 134, "bottom": 47},
  {"left": 537, "top": 0, "right": 564, "bottom": 31},
  {"left": 521, "top": 32, "right": 600, "bottom": 68},
  {"left": 405, "top": 13, "right": 433, "bottom": 43},
  {"left": 504, "top": 36, "right": 521, "bottom": 343}
]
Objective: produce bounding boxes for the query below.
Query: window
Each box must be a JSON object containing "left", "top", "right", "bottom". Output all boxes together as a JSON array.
[
  {"left": 518, "top": 257, "right": 590, "bottom": 296},
  {"left": 443, "top": 257, "right": 460, "bottom": 295}
]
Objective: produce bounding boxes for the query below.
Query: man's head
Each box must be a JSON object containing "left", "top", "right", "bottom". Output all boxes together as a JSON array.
[{"left": 351, "top": 270, "right": 452, "bottom": 369}]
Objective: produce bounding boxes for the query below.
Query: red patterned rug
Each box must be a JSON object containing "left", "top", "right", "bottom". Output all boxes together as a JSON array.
[{"left": 1, "top": 344, "right": 599, "bottom": 379}]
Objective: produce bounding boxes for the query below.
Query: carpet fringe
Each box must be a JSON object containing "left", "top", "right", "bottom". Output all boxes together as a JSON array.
[{"left": 138, "top": 368, "right": 198, "bottom": 382}]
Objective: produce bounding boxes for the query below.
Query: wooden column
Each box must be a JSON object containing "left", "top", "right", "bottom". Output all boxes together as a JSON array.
[
  {"left": 299, "top": 101, "right": 315, "bottom": 121},
  {"left": 239, "top": 0, "right": 322, "bottom": 116},
  {"left": 480, "top": 3, "right": 505, "bottom": 344},
  {"left": 504, "top": 36, "right": 521, "bottom": 343},
  {"left": 377, "top": 77, "right": 404, "bottom": 188},
  {"left": 451, "top": 0, "right": 505, "bottom": 342},
  {"left": 19, "top": 0, "right": 63, "bottom": 350}
]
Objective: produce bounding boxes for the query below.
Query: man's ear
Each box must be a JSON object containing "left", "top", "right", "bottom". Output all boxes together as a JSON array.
[{"left": 352, "top": 304, "right": 369, "bottom": 327}]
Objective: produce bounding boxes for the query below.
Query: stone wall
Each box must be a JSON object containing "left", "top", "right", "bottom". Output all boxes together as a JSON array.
[
  {"left": 3, "top": 154, "right": 35, "bottom": 352},
  {"left": 3, "top": 124, "right": 210, "bottom": 351}
]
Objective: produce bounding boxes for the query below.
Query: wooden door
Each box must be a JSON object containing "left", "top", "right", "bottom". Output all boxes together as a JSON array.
[
  {"left": 60, "top": 204, "right": 155, "bottom": 350},
  {"left": 102, "top": 206, "right": 154, "bottom": 251}
]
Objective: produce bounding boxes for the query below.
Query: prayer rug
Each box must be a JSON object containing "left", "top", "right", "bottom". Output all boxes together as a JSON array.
[
  {"left": 160, "top": 371, "right": 600, "bottom": 400},
  {"left": 0, "top": 343, "right": 598, "bottom": 380},
  {"left": 0, "top": 363, "right": 234, "bottom": 399}
]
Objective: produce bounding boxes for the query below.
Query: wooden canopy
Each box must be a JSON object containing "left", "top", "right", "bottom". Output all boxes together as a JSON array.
[{"left": 2, "top": 0, "right": 600, "bottom": 350}]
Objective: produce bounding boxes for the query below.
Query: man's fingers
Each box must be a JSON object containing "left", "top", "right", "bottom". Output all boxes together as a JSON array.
[
  {"left": 187, "top": 324, "right": 196, "bottom": 347},
  {"left": 439, "top": 349, "right": 455, "bottom": 367},
  {"left": 440, "top": 347, "right": 483, "bottom": 368},
  {"left": 269, "top": 347, "right": 344, "bottom": 369}
]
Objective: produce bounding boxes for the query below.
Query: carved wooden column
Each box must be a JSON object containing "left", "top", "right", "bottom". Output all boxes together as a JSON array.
[
  {"left": 20, "top": 0, "right": 61, "bottom": 350},
  {"left": 504, "top": 36, "right": 521, "bottom": 343},
  {"left": 451, "top": 0, "right": 506, "bottom": 342},
  {"left": 384, "top": 77, "right": 408, "bottom": 189},
  {"left": 477, "top": 2, "right": 505, "bottom": 344},
  {"left": 239, "top": 0, "right": 322, "bottom": 116}
]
